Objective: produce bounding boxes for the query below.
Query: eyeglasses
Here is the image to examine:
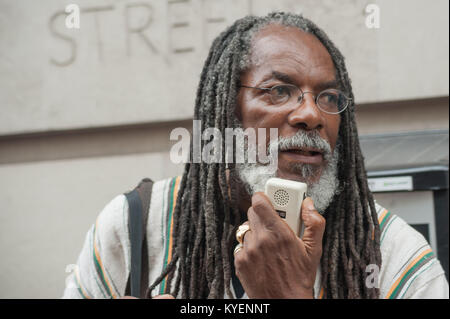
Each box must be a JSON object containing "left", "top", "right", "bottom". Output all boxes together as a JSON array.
[{"left": 240, "top": 84, "right": 351, "bottom": 114}]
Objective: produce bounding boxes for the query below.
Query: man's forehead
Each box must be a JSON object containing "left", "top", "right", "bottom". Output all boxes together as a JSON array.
[
  {"left": 249, "top": 23, "right": 335, "bottom": 70},
  {"left": 243, "top": 24, "right": 337, "bottom": 87}
]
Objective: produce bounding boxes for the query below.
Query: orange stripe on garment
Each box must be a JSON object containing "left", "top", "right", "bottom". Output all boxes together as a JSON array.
[
  {"left": 74, "top": 267, "right": 91, "bottom": 299},
  {"left": 385, "top": 248, "right": 432, "bottom": 298},
  {"left": 318, "top": 286, "right": 324, "bottom": 299},
  {"left": 167, "top": 176, "right": 181, "bottom": 264},
  {"left": 94, "top": 218, "right": 117, "bottom": 299},
  {"left": 378, "top": 209, "right": 388, "bottom": 225}
]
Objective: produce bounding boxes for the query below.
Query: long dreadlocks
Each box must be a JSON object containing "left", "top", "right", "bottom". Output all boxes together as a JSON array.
[{"left": 146, "top": 12, "right": 382, "bottom": 299}]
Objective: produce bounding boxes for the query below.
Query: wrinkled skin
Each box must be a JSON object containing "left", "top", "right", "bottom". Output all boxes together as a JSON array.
[{"left": 234, "top": 194, "right": 325, "bottom": 298}]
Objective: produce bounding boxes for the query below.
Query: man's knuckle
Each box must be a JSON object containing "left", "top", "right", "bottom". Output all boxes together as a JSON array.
[
  {"left": 309, "top": 213, "right": 325, "bottom": 229},
  {"left": 252, "top": 196, "right": 266, "bottom": 211},
  {"left": 247, "top": 207, "right": 258, "bottom": 222},
  {"left": 317, "top": 215, "right": 326, "bottom": 228},
  {"left": 258, "top": 232, "right": 272, "bottom": 247},
  {"left": 246, "top": 247, "right": 257, "bottom": 259},
  {"left": 278, "top": 233, "right": 292, "bottom": 246}
]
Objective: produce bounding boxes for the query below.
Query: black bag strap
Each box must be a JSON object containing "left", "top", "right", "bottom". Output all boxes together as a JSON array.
[{"left": 124, "top": 178, "right": 153, "bottom": 298}]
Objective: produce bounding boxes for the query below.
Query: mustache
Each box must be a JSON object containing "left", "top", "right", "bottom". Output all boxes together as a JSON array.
[{"left": 269, "top": 130, "right": 333, "bottom": 161}]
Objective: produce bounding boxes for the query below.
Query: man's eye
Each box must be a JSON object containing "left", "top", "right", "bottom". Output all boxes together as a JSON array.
[
  {"left": 272, "top": 85, "right": 291, "bottom": 97},
  {"left": 322, "top": 93, "right": 338, "bottom": 103},
  {"left": 269, "top": 85, "right": 292, "bottom": 104}
]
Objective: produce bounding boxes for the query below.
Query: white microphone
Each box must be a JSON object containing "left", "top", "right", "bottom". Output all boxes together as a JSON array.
[{"left": 265, "top": 177, "right": 307, "bottom": 237}]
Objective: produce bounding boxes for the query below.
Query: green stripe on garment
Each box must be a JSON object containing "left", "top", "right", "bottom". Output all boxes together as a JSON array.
[
  {"left": 93, "top": 251, "right": 113, "bottom": 298},
  {"left": 94, "top": 230, "right": 119, "bottom": 296},
  {"left": 160, "top": 177, "right": 177, "bottom": 295},
  {"left": 380, "top": 215, "right": 398, "bottom": 245},
  {"left": 74, "top": 270, "right": 88, "bottom": 299},
  {"left": 160, "top": 179, "right": 170, "bottom": 247},
  {"left": 77, "top": 287, "right": 87, "bottom": 299},
  {"left": 388, "top": 251, "right": 435, "bottom": 299},
  {"left": 89, "top": 228, "right": 107, "bottom": 298},
  {"left": 379, "top": 211, "right": 391, "bottom": 230},
  {"left": 399, "top": 259, "right": 437, "bottom": 298},
  {"left": 104, "top": 263, "right": 120, "bottom": 297},
  {"left": 393, "top": 244, "right": 429, "bottom": 279},
  {"left": 93, "top": 225, "right": 114, "bottom": 298},
  {"left": 158, "top": 179, "right": 170, "bottom": 294},
  {"left": 93, "top": 270, "right": 107, "bottom": 298},
  {"left": 380, "top": 211, "right": 394, "bottom": 239}
]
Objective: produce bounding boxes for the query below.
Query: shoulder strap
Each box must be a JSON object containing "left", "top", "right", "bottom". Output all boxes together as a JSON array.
[{"left": 124, "top": 178, "right": 153, "bottom": 298}]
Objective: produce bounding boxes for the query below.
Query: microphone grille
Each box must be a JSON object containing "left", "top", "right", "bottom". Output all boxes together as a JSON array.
[{"left": 273, "top": 189, "right": 289, "bottom": 206}]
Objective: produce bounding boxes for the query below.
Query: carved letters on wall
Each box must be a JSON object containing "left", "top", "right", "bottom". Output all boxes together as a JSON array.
[{"left": 49, "top": 0, "right": 254, "bottom": 67}]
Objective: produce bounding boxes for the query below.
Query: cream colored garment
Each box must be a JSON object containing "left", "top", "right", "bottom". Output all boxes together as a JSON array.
[{"left": 62, "top": 178, "right": 448, "bottom": 299}]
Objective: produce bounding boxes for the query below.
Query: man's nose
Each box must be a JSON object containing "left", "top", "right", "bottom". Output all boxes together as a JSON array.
[{"left": 287, "top": 92, "right": 324, "bottom": 131}]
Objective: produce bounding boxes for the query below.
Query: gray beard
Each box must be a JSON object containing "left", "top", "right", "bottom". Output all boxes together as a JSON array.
[{"left": 236, "top": 131, "right": 340, "bottom": 214}]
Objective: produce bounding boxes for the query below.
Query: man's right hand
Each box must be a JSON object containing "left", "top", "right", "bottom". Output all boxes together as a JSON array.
[{"left": 234, "top": 193, "right": 325, "bottom": 299}]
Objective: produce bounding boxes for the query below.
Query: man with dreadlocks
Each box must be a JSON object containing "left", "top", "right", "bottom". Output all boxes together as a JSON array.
[{"left": 63, "top": 12, "right": 448, "bottom": 299}]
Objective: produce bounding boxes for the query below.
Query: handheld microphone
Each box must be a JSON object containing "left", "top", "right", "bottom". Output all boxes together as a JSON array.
[{"left": 264, "top": 177, "right": 307, "bottom": 237}]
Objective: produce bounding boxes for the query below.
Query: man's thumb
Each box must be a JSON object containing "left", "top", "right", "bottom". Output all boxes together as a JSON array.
[{"left": 301, "top": 197, "right": 326, "bottom": 252}]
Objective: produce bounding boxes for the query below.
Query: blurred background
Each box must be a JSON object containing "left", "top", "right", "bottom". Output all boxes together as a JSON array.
[{"left": 0, "top": 0, "right": 448, "bottom": 298}]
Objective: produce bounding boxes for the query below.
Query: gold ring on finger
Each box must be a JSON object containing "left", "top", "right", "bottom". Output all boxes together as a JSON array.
[
  {"left": 236, "top": 224, "right": 251, "bottom": 244},
  {"left": 233, "top": 243, "right": 243, "bottom": 255}
]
